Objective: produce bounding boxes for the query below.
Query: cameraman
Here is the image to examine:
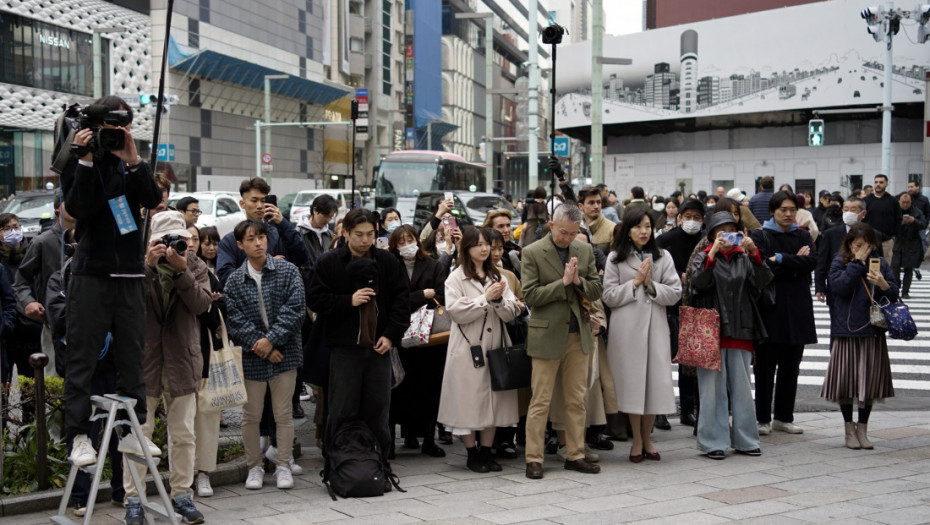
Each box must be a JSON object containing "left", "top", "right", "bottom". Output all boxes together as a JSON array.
[{"left": 59, "top": 95, "right": 162, "bottom": 470}]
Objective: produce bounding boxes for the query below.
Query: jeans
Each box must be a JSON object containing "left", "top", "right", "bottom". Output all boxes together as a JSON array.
[
  {"left": 696, "top": 348, "right": 759, "bottom": 453},
  {"left": 753, "top": 343, "right": 804, "bottom": 424},
  {"left": 325, "top": 347, "right": 392, "bottom": 466}
]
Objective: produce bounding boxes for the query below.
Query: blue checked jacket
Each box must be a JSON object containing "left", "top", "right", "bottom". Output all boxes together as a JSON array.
[{"left": 225, "top": 255, "right": 305, "bottom": 382}]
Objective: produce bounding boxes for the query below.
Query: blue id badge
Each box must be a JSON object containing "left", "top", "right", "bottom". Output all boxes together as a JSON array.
[{"left": 108, "top": 195, "right": 138, "bottom": 235}]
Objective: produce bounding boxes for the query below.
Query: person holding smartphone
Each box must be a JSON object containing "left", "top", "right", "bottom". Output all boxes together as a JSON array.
[{"left": 822, "top": 223, "right": 897, "bottom": 449}]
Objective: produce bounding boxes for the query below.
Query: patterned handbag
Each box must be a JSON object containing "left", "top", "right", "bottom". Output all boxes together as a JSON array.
[
  {"left": 674, "top": 306, "right": 721, "bottom": 371},
  {"left": 401, "top": 305, "right": 434, "bottom": 348},
  {"left": 881, "top": 300, "right": 918, "bottom": 340}
]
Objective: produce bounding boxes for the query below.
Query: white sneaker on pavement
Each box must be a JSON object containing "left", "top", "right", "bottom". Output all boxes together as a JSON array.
[
  {"left": 288, "top": 459, "right": 304, "bottom": 475},
  {"left": 70, "top": 434, "right": 97, "bottom": 467},
  {"left": 244, "top": 466, "right": 264, "bottom": 490},
  {"left": 195, "top": 471, "right": 214, "bottom": 497},
  {"left": 772, "top": 420, "right": 804, "bottom": 434},
  {"left": 265, "top": 445, "right": 303, "bottom": 475},
  {"left": 275, "top": 466, "right": 294, "bottom": 489},
  {"left": 117, "top": 432, "right": 161, "bottom": 457},
  {"left": 757, "top": 422, "right": 771, "bottom": 436}
]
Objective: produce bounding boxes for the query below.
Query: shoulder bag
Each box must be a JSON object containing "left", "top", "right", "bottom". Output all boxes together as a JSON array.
[
  {"left": 424, "top": 298, "right": 452, "bottom": 347},
  {"left": 198, "top": 311, "right": 248, "bottom": 413},
  {"left": 863, "top": 279, "right": 918, "bottom": 340},
  {"left": 673, "top": 305, "right": 721, "bottom": 371},
  {"left": 861, "top": 279, "right": 889, "bottom": 329},
  {"left": 457, "top": 311, "right": 532, "bottom": 391}
]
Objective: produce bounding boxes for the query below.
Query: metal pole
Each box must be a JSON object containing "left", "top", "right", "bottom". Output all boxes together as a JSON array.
[
  {"left": 528, "top": 0, "right": 540, "bottom": 191},
  {"left": 30, "top": 353, "right": 49, "bottom": 491},
  {"left": 264, "top": 77, "right": 272, "bottom": 184},
  {"left": 427, "top": 121, "right": 432, "bottom": 151},
  {"left": 881, "top": 1, "right": 894, "bottom": 178},
  {"left": 351, "top": 119, "right": 357, "bottom": 208},
  {"left": 92, "top": 33, "right": 102, "bottom": 99},
  {"left": 591, "top": 0, "right": 604, "bottom": 184},
  {"left": 549, "top": 43, "right": 558, "bottom": 202},
  {"left": 255, "top": 120, "right": 262, "bottom": 179},
  {"left": 485, "top": 16, "right": 494, "bottom": 192}
]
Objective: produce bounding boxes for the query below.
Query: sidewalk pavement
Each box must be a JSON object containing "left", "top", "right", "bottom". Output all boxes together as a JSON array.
[{"left": 7, "top": 409, "right": 930, "bottom": 525}]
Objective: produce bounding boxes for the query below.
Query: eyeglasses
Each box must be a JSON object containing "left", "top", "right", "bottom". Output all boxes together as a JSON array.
[{"left": 186, "top": 209, "right": 203, "bottom": 216}]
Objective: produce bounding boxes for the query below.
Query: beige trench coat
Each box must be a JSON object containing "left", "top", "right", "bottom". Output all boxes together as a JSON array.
[
  {"left": 437, "top": 267, "right": 522, "bottom": 431},
  {"left": 602, "top": 249, "right": 682, "bottom": 415}
]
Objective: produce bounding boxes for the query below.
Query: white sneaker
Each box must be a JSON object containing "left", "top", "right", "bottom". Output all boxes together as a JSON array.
[
  {"left": 289, "top": 459, "right": 304, "bottom": 476},
  {"left": 772, "top": 420, "right": 804, "bottom": 434},
  {"left": 245, "top": 466, "right": 264, "bottom": 490},
  {"left": 117, "top": 432, "right": 161, "bottom": 457},
  {"left": 299, "top": 384, "right": 311, "bottom": 402},
  {"left": 757, "top": 422, "right": 771, "bottom": 436},
  {"left": 264, "top": 445, "right": 277, "bottom": 464},
  {"left": 266, "top": 445, "right": 303, "bottom": 475},
  {"left": 260, "top": 436, "right": 270, "bottom": 454},
  {"left": 584, "top": 445, "right": 600, "bottom": 463},
  {"left": 70, "top": 434, "right": 97, "bottom": 467},
  {"left": 275, "top": 466, "right": 294, "bottom": 489},
  {"left": 195, "top": 471, "right": 214, "bottom": 497}
]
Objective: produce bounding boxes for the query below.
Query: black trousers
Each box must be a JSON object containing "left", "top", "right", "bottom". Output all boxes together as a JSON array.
[
  {"left": 326, "top": 346, "right": 392, "bottom": 466},
  {"left": 753, "top": 342, "right": 805, "bottom": 424},
  {"left": 65, "top": 275, "right": 147, "bottom": 436}
]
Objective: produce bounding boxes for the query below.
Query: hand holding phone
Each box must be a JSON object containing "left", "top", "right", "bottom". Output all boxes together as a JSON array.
[
  {"left": 444, "top": 191, "right": 453, "bottom": 202},
  {"left": 869, "top": 258, "right": 881, "bottom": 273}
]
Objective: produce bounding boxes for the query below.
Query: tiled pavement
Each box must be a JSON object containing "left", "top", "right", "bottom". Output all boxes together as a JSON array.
[{"left": 9, "top": 409, "right": 930, "bottom": 524}]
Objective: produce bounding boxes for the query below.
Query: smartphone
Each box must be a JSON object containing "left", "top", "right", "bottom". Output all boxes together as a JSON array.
[
  {"left": 444, "top": 191, "right": 453, "bottom": 202},
  {"left": 470, "top": 345, "right": 486, "bottom": 368},
  {"left": 265, "top": 194, "right": 278, "bottom": 207},
  {"left": 443, "top": 215, "right": 457, "bottom": 233},
  {"left": 869, "top": 258, "right": 881, "bottom": 273},
  {"left": 903, "top": 214, "right": 911, "bottom": 219},
  {"left": 375, "top": 237, "right": 389, "bottom": 250}
]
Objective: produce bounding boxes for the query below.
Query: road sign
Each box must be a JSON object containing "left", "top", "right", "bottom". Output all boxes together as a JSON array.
[
  {"left": 552, "top": 137, "right": 570, "bottom": 156},
  {"left": 261, "top": 164, "right": 273, "bottom": 172},
  {"left": 156, "top": 144, "right": 175, "bottom": 162},
  {"left": 262, "top": 153, "right": 273, "bottom": 164},
  {"left": 0, "top": 145, "right": 11, "bottom": 165}
]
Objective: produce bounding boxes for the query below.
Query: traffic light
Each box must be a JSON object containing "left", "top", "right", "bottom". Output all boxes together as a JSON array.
[{"left": 808, "top": 119, "right": 824, "bottom": 146}]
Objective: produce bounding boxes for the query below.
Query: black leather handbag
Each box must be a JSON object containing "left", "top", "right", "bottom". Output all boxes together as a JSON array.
[{"left": 486, "top": 318, "right": 532, "bottom": 391}]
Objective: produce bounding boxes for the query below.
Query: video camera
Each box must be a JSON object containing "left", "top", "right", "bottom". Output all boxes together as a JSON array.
[
  {"left": 62, "top": 103, "right": 131, "bottom": 154},
  {"left": 155, "top": 234, "right": 187, "bottom": 259}
]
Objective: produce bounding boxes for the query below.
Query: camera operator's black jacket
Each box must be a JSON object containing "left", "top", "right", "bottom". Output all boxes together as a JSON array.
[{"left": 61, "top": 155, "right": 161, "bottom": 276}]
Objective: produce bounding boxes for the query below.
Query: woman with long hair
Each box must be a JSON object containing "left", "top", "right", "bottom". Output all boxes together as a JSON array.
[
  {"left": 387, "top": 224, "right": 448, "bottom": 458},
  {"left": 438, "top": 226, "right": 522, "bottom": 473},
  {"left": 822, "top": 223, "right": 897, "bottom": 449},
  {"left": 197, "top": 226, "right": 221, "bottom": 271},
  {"left": 602, "top": 207, "right": 682, "bottom": 462}
]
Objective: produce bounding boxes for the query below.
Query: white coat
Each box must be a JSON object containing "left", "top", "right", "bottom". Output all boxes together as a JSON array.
[
  {"left": 438, "top": 267, "right": 522, "bottom": 431},
  {"left": 602, "top": 249, "right": 682, "bottom": 415}
]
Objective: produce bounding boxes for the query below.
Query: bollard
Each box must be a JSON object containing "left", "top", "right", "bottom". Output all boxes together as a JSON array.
[{"left": 29, "top": 352, "right": 49, "bottom": 491}]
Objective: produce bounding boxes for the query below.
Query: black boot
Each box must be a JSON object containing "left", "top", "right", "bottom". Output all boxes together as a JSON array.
[
  {"left": 466, "top": 446, "right": 490, "bottom": 473},
  {"left": 480, "top": 446, "right": 502, "bottom": 472},
  {"left": 654, "top": 415, "right": 671, "bottom": 430}
]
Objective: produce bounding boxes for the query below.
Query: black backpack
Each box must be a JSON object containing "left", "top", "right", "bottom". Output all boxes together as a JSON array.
[{"left": 322, "top": 420, "right": 401, "bottom": 500}]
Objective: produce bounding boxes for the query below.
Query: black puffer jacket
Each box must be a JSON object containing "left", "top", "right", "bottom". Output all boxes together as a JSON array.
[{"left": 689, "top": 246, "right": 772, "bottom": 342}]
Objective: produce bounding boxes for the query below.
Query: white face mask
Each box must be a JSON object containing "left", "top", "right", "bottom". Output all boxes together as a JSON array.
[
  {"left": 436, "top": 241, "right": 448, "bottom": 253},
  {"left": 682, "top": 220, "right": 702, "bottom": 235},
  {"left": 843, "top": 211, "right": 860, "bottom": 226},
  {"left": 398, "top": 244, "right": 418, "bottom": 260}
]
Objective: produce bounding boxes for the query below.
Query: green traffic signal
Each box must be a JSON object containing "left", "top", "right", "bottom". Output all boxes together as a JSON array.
[
  {"left": 808, "top": 118, "right": 824, "bottom": 147},
  {"left": 140, "top": 94, "right": 152, "bottom": 105}
]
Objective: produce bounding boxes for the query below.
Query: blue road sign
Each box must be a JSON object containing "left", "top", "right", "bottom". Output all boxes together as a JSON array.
[
  {"left": 356, "top": 88, "right": 369, "bottom": 98},
  {"left": 406, "top": 128, "right": 415, "bottom": 141},
  {"left": 156, "top": 144, "right": 176, "bottom": 162},
  {"left": 0, "top": 145, "right": 11, "bottom": 165},
  {"left": 552, "top": 137, "right": 570, "bottom": 156}
]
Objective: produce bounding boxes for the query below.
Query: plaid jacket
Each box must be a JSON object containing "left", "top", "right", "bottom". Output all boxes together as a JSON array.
[{"left": 225, "top": 255, "right": 305, "bottom": 382}]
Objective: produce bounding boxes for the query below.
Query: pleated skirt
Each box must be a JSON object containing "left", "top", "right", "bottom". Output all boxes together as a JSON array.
[{"left": 821, "top": 336, "right": 895, "bottom": 407}]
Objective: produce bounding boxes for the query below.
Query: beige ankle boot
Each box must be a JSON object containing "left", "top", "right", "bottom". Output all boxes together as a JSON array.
[
  {"left": 844, "top": 422, "right": 861, "bottom": 449},
  {"left": 856, "top": 422, "right": 874, "bottom": 450}
]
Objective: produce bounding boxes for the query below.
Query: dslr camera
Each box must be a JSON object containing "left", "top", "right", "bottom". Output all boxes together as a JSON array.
[
  {"left": 541, "top": 23, "right": 566, "bottom": 45},
  {"left": 61, "top": 103, "right": 131, "bottom": 154},
  {"left": 155, "top": 234, "right": 188, "bottom": 258}
]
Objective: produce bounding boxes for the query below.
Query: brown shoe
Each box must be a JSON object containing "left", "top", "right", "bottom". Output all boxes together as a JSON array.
[
  {"left": 525, "top": 461, "right": 543, "bottom": 479},
  {"left": 564, "top": 458, "right": 600, "bottom": 474}
]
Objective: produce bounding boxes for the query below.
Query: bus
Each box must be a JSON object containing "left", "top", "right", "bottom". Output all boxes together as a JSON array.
[{"left": 374, "top": 150, "right": 486, "bottom": 223}]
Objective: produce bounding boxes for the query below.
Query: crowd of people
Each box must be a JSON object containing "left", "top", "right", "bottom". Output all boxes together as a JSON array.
[{"left": 0, "top": 95, "right": 925, "bottom": 523}]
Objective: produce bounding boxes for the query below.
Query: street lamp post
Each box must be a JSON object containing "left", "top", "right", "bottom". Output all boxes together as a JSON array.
[{"left": 262, "top": 74, "right": 288, "bottom": 184}]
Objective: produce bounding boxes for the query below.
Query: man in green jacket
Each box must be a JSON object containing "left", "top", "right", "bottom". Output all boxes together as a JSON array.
[{"left": 521, "top": 204, "right": 603, "bottom": 479}]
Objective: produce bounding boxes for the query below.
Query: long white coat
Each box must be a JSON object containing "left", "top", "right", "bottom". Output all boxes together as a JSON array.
[
  {"left": 438, "top": 267, "right": 522, "bottom": 431},
  {"left": 602, "top": 249, "right": 682, "bottom": 415}
]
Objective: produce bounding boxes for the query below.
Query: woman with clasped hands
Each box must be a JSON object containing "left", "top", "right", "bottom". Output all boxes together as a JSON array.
[
  {"left": 822, "top": 223, "right": 897, "bottom": 450},
  {"left": 438, "top": 226, "right": 522, "bottom": 474},
  {"left": 602, "top": 207, "right": 682, "bottom": 463}
]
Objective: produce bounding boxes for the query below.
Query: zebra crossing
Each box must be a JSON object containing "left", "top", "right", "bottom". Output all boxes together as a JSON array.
[{"left": 671, "top": 276, "right": 930, "bottom": 397}]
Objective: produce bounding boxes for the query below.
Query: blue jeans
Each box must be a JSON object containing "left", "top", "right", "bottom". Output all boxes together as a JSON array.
[{"left": 696, "top": 348, "right": 760, "bottom": 453}]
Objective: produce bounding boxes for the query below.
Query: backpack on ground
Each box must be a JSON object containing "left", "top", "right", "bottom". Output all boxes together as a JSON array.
[{"left": 321, "top": 419, "right": 402, "bottom": 500}]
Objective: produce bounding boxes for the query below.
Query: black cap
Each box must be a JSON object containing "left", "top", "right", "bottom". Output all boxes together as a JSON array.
[
  {"left": 706, "top": 211, "right": 738, "bottom": 240},
  {"left": 819, "top": 190, "right": 831, "bottom": 198}
]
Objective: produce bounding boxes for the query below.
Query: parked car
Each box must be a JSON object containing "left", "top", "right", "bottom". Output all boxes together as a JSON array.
[
  {"left": 1, "top": 190, "right": 58, "bottom": 238},
  {"left": 455, "top": 192, "right": 521, "bottom": 229},
  {"left": 276, "top": 192, "right": 298, "bottom": 220},
  {"left": 289, "top": 189, "right": 360, "bottom": 223},
  {"left": 167, "top": 191, "right": 246, "bottom": 238},
  {"left": 412, "top": 191, "right": 473, "bottom": 231}
]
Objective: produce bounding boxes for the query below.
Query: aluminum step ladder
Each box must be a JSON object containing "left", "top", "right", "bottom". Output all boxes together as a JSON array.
[{"left": 52, "top": 394, "right": 180, "bottom": 525}]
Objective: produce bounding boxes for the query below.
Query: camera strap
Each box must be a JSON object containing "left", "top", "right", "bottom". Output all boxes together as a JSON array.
[{"left": 99, "top": 164, "right": 137, "bottom": 235}]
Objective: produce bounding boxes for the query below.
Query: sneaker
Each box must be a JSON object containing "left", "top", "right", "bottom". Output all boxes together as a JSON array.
[
  {"left": 260, "top": 436, "right": 270, "bottom": 454},
  {"left": 736, "top": 448, "right": 762, "bottom": 456},
  {"left": 757, "top": 422, "right": 771, "bottom": 436},
  {"left": 245, "top": 466, "right": 264, "bottom": 490},
  {"left": 124, "top": 496, "right": 145, "bottom": 525},
  {"left": 264, "top": 445, "right": 277, "bottom": 464},
  {"left": 772, "top": 420, "right": 804, "bottom": 434},
  {"left": 73, "top": 504, "right": 86, "bottom": 517},
  {"left": 172, "top": 494, "right": 204, "bottom": 524},
  {"left": 299, "top": 384, "right": 311, "bottom": 402},
  {"left": 117, "top": 432, "right": 161, "bottom": 457},
  {"left": 706, "top": 450, "right": 726, "bottom": 460},
  {"left": 556, "top": 445, "right": 599, "bottom": 463},
  {"left": 275, "top": 466, "right": 294, "bottom": 489},
  {"left": 69, "top": 434, "right": 97, "bottom": 467},
  {"left": 195, "top": 471, "right": 213, "bottom": 497},
  {"left": 556, "top": 445, "right": 567, "bottom": 462}
]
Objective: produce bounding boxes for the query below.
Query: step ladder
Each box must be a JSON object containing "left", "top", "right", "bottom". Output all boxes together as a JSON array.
[{"left": 52, "top": 394, "right": 180, "bottom": 525}]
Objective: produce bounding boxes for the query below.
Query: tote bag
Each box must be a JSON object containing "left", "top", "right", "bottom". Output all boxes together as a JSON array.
[
  {"left": 673, "top": 306, "right": 721, "bottom": 371},
  {"left": 198, "top": 312, "right": 248, "bottom": 413},
  {"left": 401, "top": 305, "right": 434, "bottom": 348}
]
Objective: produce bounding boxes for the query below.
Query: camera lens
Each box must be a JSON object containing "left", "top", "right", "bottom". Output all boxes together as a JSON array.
[{"left": 97, "top": 128, "right": 125, "bottom": 151}]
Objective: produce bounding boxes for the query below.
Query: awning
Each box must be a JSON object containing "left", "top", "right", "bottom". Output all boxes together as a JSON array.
[
  {"left": 169, "top": 44, "right": 350, "bottom": 106},
  {"left": 416, "top": 121, "right": 459, "bottom": 150}
]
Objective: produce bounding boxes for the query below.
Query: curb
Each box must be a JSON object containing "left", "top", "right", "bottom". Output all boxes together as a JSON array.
[{"left": 0, "top": 457, "right": 248, "bottom": 517}]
